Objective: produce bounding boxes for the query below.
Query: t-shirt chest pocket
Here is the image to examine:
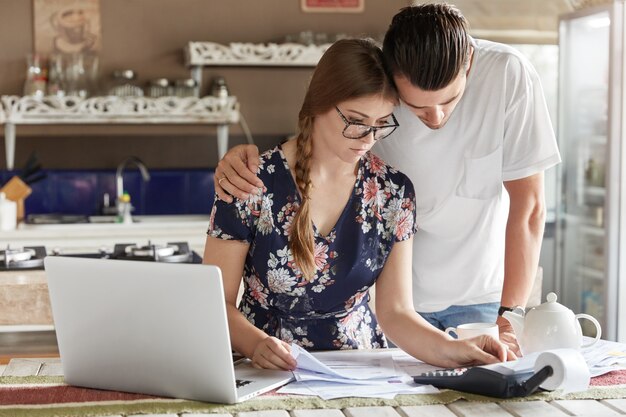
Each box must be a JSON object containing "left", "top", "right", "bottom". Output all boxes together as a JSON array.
[{"left": 456, "top": 145, "right": 503, "bottom": 200}]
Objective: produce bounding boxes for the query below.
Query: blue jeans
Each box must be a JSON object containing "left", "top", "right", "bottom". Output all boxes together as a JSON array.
[{"left": 419, "top": 302, "right": 500, "bottom": 334}]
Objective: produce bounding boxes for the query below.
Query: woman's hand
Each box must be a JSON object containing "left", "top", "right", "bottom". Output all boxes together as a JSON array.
[
  {"left": 215, "top": 144, "right": 263, "bottom": 202},
  {"left": 250, "top": 336, "right": 297, "bottom": 371},
  {"left": 442, "top": 335, "right": 517, "bottom": 368}
]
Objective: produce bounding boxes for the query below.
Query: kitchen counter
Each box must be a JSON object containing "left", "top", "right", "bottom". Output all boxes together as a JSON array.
[
  {"left": 0, "top": 270, "right": 51, "bottom": 325},
  {"left": 3, "top": 215, "right": 211, "bottom": 253},
  {"left": 1, "top": 215, "right": 211, "bottom": 329}
]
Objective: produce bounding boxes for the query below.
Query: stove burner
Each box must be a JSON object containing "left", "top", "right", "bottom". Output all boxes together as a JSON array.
[
  {"left": 124, "top": 243, "right": 178, "bottom": 258},
  {"left": 0, "top": 246, "right": 47, "bottom": 270},
  {"left": 112, "top": 241, "right": 194, "bottom": 263}
]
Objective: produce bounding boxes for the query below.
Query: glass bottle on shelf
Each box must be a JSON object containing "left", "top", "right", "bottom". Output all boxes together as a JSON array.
[
  {"left": 211, "top": 76, "right": 229, "bottom": 107},
  {"left": 23, "top": 53, "right": 47, "bottom": 97},
  {"left": 83, "top": 52, "right": 100, "bottom": 96},
  {"left": 47, "top": 54, "right": 66, "bottom": 97},
  {"left": 65, "top": 53, "right": 89, "bottom": 98}
]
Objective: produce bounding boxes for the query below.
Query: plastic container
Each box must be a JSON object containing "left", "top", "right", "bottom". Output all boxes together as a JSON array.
[
  {"left": 116, "top": 192, "right": 133, "bottom": 224},
  {"left": 0, "top": 192, "right": 17, "bottom": 231}
]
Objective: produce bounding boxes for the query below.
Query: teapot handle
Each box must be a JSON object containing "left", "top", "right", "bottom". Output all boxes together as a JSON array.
[{"left": 576, "top": 313, "right": 602, "bottom": 347}]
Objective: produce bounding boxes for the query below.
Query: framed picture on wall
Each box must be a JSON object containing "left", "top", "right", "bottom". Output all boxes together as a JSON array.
[
  {"left": 33, "top": 0, "right": 102, "bottom": 55},
  {"left": 301, "top": 0, "right": 364, "bottom": 13}
]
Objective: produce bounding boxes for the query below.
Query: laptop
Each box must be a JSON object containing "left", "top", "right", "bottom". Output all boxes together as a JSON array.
[{"left": 44, "top": 256, "right": 294, "bottom": 404}]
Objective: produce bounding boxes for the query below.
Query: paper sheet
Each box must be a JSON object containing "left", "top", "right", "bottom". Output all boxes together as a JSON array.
[
  {"left": 278, "top": 379, "right": 439, "bottom": 400},
  {"left": 283, "top": 344, "right": 439, "bottom": 399},
  {"left": 291, "top": 344, "right": 400, "bottom": 380}
]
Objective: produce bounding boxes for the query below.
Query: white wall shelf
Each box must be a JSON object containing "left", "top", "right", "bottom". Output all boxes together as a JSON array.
[
  {"left": 0, "top": 95, "right": 239, "bottom": 170},
  {"left": 185, "top": 41, "right": 331, "bottom": 67}
]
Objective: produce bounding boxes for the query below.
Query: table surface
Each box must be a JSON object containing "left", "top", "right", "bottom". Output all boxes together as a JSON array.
[{"left": 2, "top": 359, "right": 625, "bottom": 417}]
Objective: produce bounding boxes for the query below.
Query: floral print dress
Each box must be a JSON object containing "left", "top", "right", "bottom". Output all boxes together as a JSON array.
[{"left": 208, "top": 145, "right": 417, "bottom": 351}]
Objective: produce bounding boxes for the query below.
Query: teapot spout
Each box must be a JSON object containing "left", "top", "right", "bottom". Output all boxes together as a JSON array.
[{"left": 502, "top": 310, "right": 525, "bottom": 338}]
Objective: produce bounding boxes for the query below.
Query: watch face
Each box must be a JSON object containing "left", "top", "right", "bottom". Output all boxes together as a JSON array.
[{"left": 511, "top": 306, "right": 526, "bottom": 316}]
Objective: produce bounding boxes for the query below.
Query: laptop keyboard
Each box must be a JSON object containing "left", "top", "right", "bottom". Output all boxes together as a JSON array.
[{"left": 236, "top": 379, "right": 253, "bottom": 388}]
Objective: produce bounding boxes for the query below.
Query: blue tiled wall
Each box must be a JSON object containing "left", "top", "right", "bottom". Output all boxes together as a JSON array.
[{"left": 0, "top": 169, "right": 215, "bottom": 216}]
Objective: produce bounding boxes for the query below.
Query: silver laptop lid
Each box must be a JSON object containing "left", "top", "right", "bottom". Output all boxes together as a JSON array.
[{"left": 45, "top": 256, "right": 239, "bottom": 404}]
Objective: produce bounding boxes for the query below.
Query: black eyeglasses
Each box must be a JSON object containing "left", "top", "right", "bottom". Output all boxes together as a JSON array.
[{"left": 335, "top": 107, "right": 399, "bottom": 141}]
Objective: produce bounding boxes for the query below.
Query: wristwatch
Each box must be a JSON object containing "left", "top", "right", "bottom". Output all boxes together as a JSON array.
[{"left": 497, "top": 305, "right": 525, "bottom": 317}]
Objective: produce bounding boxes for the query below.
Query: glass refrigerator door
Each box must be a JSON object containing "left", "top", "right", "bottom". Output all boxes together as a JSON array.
[{"left": 557, "top": 8, "right": 611, "bottom": 337}]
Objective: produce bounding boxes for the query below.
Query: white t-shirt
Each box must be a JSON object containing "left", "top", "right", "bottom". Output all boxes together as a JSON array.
[{"left": 373, "top": 39, "right": 562, "bottom": 312}]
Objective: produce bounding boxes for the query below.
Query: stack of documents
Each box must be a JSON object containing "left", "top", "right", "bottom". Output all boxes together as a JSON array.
[
  {"left": 581, "top": 337, "right": 626, "bottom": 377},
  {"left": 277, "top": 344, "right": 439, "bottom": 400},
  {"left": 278, "top": 338, "right": 626, "bottom": 400}
]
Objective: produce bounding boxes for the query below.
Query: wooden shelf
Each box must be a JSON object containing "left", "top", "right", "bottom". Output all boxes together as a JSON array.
[
  {"left": 0, "top": 95, "right": 240, "bottom": 169},
  {"left": 185, "top": 41, "right": 331, "bottom": 67}
]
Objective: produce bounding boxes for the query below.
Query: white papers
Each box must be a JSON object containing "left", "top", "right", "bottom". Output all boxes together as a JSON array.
[
  {"left": 278, "top": 338, "right": 626, "bottom": 399},
  {"left": 483, "top": 338, "right": 626, "bottom": 378},
  {"left": 479, "top": 338, "right": 626, "bottom": 393},
  {"left": 277, "top": 344, "right": 439, "bottom": 400},
  {"left": 581, "top": 337, "right": 626, "bottom": 377},
  {"left": 291, "top": 344, "right": 399, "bottom": 380},
  {"left": 279, "top": 379, "right": 439, "bottom": 400}
]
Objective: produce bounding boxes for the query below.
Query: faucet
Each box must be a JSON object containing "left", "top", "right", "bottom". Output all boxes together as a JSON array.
[{"left": 116, "top": 156, "right": 151, "bottom": 200}]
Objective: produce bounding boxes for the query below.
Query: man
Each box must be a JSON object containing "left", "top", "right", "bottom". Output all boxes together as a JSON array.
[{"left": 212, "top": 3, "right": 561, "bottom": 354}]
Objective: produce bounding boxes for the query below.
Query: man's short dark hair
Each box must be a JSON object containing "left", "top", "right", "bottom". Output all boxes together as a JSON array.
[{"left": 383, "top": 3, "right": 471, "bottom": 91}]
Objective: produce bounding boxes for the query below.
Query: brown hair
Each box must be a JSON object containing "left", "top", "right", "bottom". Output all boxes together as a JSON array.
[
  {"left": 382, "top": 3, "right": 471, "bottom": 91},
  {"left": 290, "top": 38, "right": 397, "bottom": 280}
]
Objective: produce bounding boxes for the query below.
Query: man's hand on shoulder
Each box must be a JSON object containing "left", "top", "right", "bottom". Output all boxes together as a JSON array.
[{"left": 215, "top": 144, "right": 263, "bottom": 202}]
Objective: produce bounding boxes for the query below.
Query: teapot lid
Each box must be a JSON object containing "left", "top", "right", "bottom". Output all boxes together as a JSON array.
[{"left": 533, "top": 292, "right": 571, "bottom": 312}]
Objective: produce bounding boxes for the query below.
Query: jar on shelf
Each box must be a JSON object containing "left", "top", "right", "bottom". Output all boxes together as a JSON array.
[
  {"left": 23, "top": 53, "right": 47, "bottom": 97},
  {"left": 108, "top": 69, "right": 144, "bottom": 97},
  {"left": 211, "top": 76, "right": 229, "bottom": 107},
  {"left": 147, "top": 78, "right": 172, "bottom": 98},
  {"left": 173, "top": 78, "right": 199, "bottom": 98}
]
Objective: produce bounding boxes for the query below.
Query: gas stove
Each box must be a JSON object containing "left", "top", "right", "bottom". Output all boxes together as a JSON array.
[
  {"left": 0, "top": 246, "right": 47, "bottom": 270},
  {"left": 0, "top": 242, "right": 202, "bottom": 271}
]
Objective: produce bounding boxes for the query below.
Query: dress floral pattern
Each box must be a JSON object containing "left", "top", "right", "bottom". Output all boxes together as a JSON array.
[{"left": 208, "top": 145, "right": 417, "bottom": 351}]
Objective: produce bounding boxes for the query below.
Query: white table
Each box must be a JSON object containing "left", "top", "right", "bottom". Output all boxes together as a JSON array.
[{"left": 2, "top": 358, "right": 624, "bottom": 417}]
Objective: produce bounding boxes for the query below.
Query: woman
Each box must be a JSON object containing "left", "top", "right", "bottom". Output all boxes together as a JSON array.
[{"left": 203, "top": 38, "right": 512, "bottom": 371}]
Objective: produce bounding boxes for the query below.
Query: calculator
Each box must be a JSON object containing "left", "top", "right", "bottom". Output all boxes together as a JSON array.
[{"left": 413, "top": 365, "right": 553, "bottom": 398}]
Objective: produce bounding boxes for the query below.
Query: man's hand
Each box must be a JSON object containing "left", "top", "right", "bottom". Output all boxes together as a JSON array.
[
  {"left": 215, "top": 144, "right": 263, "bottom": 202},
  {"left": 497, "top": 318, "right": 522, "bottom": 356},
  {"left": 443, "top": 335, "right": 517, "bottom": 368}
]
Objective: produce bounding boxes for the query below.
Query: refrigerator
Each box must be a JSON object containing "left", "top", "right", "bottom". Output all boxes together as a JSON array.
[{"left": 555, "top": 1, "right": 625, "bottom": 342}]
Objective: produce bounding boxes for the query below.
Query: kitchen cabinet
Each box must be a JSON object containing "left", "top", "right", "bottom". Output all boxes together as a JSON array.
[{"left": 0, "top": 95, "right": 239, "bottom": 170}]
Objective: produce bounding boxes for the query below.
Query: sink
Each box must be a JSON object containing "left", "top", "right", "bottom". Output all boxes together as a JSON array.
[
  {"left": 87, "top": 215, "right": 121, "bottom": 224},
  {"left": 87, "top": 215, "right": 210, "bottom": 224}
]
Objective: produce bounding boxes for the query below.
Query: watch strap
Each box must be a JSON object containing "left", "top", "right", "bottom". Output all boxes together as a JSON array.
[{"left": 498, "top": 305, "right": 524, "bottom": 317}]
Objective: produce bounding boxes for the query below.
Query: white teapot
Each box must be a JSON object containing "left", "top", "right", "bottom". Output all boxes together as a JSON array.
[{"left": 502, "top": 292, "right": 602, "bottom": 355}]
